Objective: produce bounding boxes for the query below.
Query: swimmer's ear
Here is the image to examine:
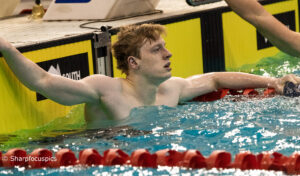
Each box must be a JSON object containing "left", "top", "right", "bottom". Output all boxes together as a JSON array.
[{"left": 128, "top": 56, "right": 139, "bottom": 70}]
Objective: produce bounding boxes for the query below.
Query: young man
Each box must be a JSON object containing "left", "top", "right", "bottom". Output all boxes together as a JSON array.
[
  {"left": 0, "top": 24, "right": 299, "bottom": 128},
  {"left": 225, "top": 0, "right": 300, "bottom": 57}
]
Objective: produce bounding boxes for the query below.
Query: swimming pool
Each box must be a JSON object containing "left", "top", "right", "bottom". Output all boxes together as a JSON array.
[{"left": 0, "top": 52, "right": 299, "bottom": 175}]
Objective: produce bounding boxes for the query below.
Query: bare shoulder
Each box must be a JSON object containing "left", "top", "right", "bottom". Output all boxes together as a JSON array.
[
  {"left": 165, "top": 77, "right": 189, "bottom": 86},
  {"left": 159, "top": 77, "right": 188, "bottom": 91},
  {"left": 82, "top": 74, "right": 116, "bottom": 81},
  {"left": 81, "top": 74, "right": 122, "bottom": 94}
]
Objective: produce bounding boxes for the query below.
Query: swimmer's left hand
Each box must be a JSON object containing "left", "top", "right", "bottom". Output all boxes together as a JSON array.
[{"left": 274, "top": 74, "right": 300, "bottom": 94}]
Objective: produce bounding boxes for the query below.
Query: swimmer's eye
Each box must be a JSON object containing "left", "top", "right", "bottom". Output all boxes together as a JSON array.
[{"left": 151, "top": 46, "right": 161, "bottom": 53}]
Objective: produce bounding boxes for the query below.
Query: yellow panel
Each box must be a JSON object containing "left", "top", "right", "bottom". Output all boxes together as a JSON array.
[
  {"left": 0, "top": 40, "right": 94, "bottom": 134},
  {"left": 164, "top": 19, "right": 203, "bottom": 77},
  {"left": 111, "top": 35, "right": 124, "bottom": 78},
  {"left": 223, "top": 0, "right": 299, "bottom": 69},
  {"left": 112, "top": 19, "right": 203, "bottom": 78}
]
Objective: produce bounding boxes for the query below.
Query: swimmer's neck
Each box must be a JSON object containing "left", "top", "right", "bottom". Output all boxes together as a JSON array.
[{"left": 124, "top": 74, "right": 168, "bottom": 105}]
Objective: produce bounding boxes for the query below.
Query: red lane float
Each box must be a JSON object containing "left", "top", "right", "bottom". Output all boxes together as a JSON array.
[
  {"left": 206, "top": 150, "right": 231, "bottom": 169},
  {"left": 103, "top": 149, "right": 129, "bottom": 166},
  {"left": 130, "top": 149, "right": 157, "bottom": 168},
  {"left": 264, "top": 88, "right": 276, "bottom": 97},
  {"left": 2, "top": 148, "right": 27, "bottom": 167},
  {"left": 257, "top": 152, "right": 288, "bottom": 171},
  {"left": 79, "top": 148, "right": 103, "bottom": 166},
  {"left": 284, "top": 152, "right": 300, "bottom": 175},
  {"left": 0, "top": 151, "right": 2, "bottom": 166},
  {"left": 50, "top": 148, "right": 77, "bottom": 168},
  {"left": 192, "top": 89, "right": 229, "bottom": 102},
  {"left": 243, "top": 89, "right": 259, "bottom": 96},
  {"left": 28, "top": 148, "right": 53, "bottom": 169},
  {"left": 192, "top": 88, "right": 276, "bottom": 102},
  {"left": 181, "top": 150, "right": 206, "bottom": 169},
  {"left": 155, "top": 149, "right": 183, "bottom": 166},
  {"left": 232, "top": 151, "right": 259, "bottom": 170},
  {"left": 1, "top": 148, "right": 300, "bottom": 174}
]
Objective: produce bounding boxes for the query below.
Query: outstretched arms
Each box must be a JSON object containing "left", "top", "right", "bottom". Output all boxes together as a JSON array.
[
  {"left": 225, "top": 0, "right": 300, "bottom": 57},
  {"left": 178, "top": 72, "right": 300, "bottom": 102},
  {"left": 0, "top": 37, "right": 111, "bottom": 105}
]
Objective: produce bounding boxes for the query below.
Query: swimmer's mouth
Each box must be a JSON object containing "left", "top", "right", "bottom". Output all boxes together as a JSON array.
[
  {"left": 164, "top": 62, "right": 171, "bottom": 71},
  {"left": 164, "top": 62, "right": 171, "bottom": 68}
]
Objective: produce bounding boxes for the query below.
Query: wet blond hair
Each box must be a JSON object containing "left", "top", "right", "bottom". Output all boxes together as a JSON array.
[{"left": 112, "top": 24, "right": 166, "bottom": 75}]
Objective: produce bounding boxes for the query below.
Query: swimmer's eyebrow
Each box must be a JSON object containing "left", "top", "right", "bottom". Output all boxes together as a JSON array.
[{"left": 151, "top": 42, "right": 166, "bottom": 49}]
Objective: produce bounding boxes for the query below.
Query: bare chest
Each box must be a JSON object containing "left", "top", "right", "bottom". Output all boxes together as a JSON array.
[{"left": 85, "top": 89, "right": 180, "bottom": 123}]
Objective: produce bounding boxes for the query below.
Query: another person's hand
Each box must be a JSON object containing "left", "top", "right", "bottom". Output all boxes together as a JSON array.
[
  {"left": 0, "top": 37, "right": 12, "bottom": 53},
  {"left": 274, "top": 74, "right": 300, "bottom": 94}
]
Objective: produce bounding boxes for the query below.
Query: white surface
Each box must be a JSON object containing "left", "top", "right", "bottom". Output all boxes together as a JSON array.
[
  {"left": 43, "top": 0, "right": 160, "bottom": 20},
  {"left": 0, "top": 0, "right": 227, "bottom": 47}
]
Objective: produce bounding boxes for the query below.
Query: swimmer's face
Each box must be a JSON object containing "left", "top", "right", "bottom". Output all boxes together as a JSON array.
[{"left": 137, "top": 37, "right": 172, "bottom": 81}]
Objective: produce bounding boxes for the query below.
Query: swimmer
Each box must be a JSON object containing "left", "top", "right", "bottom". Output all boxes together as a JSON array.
[
  {"left": 0, "top": 24, "right": 299, "bottom": 128},
  {"left": 225, "top": 0, "right": 300, "bottom": 57}
]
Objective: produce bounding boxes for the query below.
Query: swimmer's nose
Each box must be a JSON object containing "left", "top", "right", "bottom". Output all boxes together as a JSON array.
[{"left": 164, "top": 48, "right": 172, "bottom": 60}]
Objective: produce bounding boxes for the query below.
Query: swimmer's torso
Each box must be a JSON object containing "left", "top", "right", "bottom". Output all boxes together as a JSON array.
[{"left": 84, "top": 77, "right": 182, "bottom": 125}]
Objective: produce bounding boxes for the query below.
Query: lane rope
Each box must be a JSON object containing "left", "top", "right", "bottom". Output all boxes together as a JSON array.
[{"left": 0, "top": 148, "right": 299, "bottom": 174}]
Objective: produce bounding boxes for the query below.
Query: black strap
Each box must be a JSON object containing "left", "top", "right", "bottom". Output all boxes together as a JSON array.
[
  {"left": 186, "top": 0, "right": 221, "bottom": 6},
  {"left": 283, "top": 82, "right": 300, "bottom": 97}
]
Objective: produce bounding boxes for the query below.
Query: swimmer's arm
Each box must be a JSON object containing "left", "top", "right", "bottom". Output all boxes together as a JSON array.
[
  {"left": 0, "top": 38, "right": 107, "bottom": 105},
  {"left": 36, "top": 74, "right": 111, "bottom": 105},
  {"left": 225, "top": 0, "right": 300, "bottom": 57},
  {"left": 178, "top": 72, "right": 277, "bottom": 101}
]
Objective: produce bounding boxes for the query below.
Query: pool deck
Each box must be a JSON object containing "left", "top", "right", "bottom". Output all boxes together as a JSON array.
[{"left": 0, "top": 0, "right": 228, "bottom": 47}]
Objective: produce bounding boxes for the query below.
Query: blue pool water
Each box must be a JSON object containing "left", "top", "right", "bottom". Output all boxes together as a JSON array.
[{"left": 0, "top": 52, "right": 299, "bottom": 175}]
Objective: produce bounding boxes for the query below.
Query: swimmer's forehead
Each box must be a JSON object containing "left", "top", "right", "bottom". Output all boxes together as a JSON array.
[{"left": 142, "top": 37, "right": 166, "bottom": 48}]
